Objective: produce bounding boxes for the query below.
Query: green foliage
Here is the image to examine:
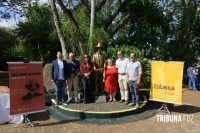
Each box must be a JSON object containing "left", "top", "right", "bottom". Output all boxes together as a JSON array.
[
  {"left": 74, "top": 7, "right": 90, "bottom": 37},
  {"left": 62, "top": 21, "right": 79, "bottom": 54},
  {"left": 0, "top": 28, "right": 21, "bottom": 70},
  {"left": 88, "top": 28, "right": 111, "bottom": 54},
  {"left": 1, "top": 0, "right": 200, "bottom": 75},
  {"left": 116, "top": 0, "right": 167, "bottom": 59},
  {"left": 13, "top": 40, "right": 34, "bottom": 60},
  {"left": 0, "top": 28, "right": 16, "bottom": 55},
  {"left": 115, "top": 0, "right": 200, "bottom": 72},
  {"left": 15, "top": 4, "right": 60, "bottom": 62},
  {"left": 105, "top": 45, "right": 151, "bottom": 88}
]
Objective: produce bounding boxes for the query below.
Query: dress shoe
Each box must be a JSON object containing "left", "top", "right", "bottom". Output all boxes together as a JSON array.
[
  {"left": 83, "top": 100, "right": 86, "bottom": 104},
  {"left": 133, "top": 103, "right": 139, "bottom": 108},
  {"left": 55, "top": 101, "right": 59, "bottom": 107},
  {"left": 124, "top": 101, "right": 129, "bottom": 105},
  {"left": 128, "top": 102, "right": 136, "bottom": 106},
  {"left": 61, "top": 101, "right": 69, "bottom": 106},
  {"left": 75, "top": 98, "right": 80, "bottom": 103},
  {"left": 119, "top": 99, "right": 125, "bottom": 103}
]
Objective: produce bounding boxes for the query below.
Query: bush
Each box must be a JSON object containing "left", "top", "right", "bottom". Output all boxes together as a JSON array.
[{"left": 105, "top": 45, "right": 151, "bottom": 88}]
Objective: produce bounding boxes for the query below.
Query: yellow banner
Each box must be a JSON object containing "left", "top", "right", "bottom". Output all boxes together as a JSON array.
[{"left": 150, "top": 61, "right": 184, "bottom": 104}]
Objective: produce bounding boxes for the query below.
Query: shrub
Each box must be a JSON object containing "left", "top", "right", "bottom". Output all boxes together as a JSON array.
[{"left": 105, "top": 45, "right": 151, "bottom": 88}]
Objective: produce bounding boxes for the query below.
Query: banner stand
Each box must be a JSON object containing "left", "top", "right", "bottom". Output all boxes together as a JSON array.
[
  {"left": 7, "top": 61, "right": 45, "bottom": 128},
  {"left": 156, "top": 103, "right": 170, "bottom": 114},
  {"left": 15, "top": 115, "right": 35, "bottom": 128},
  {"left": 24, "top": 115, "right": 35, "bottom": 127}
]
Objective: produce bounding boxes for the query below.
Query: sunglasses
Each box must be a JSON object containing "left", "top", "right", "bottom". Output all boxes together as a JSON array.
[{"left": 84, "top": 56, "right": 88, "bottom": 58}]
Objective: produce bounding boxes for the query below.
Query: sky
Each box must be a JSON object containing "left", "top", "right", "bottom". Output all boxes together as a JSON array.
[{"left": 0, "top": 0, "right": 49, "bottom": 28}]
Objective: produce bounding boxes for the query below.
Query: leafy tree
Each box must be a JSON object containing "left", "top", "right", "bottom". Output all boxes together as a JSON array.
[
  {"left": 15, "top": 4, "right": 60, "bottom": 62},
  {"left": 0, "top": 27, "right": 20, "bottom": 70},
  {"left": 106, "top": 45, "right": 151, "bottom": 88},
  {"left": 52, "top": 0, "right": 135, "bottom": 54},
  {"left": 158, "top": 0, "right": 200, "bottom": 67}
]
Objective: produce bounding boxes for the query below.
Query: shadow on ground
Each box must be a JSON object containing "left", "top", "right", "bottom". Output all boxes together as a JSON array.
[
  {"left": 169, "top": 104, "right": 200, "bottom": 114},
  {"left": 147, "top": 100, "right": 200, "bottom": 114}
]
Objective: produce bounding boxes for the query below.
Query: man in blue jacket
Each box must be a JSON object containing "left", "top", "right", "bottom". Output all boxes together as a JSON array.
[{"left": 51, "top": 51, "right": 69, "bottom": 105}]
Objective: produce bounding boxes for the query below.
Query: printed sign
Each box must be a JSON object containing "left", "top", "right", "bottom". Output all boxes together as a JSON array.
[
  {"left": 150, "top": 61, "right": 184, "bottom": 104},
  {"left": 8, "top": 62, "right": 45, "bottom": 115}
]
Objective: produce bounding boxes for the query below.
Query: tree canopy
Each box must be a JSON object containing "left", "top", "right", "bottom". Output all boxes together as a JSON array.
[{"left": 0, "top": 0, "right": 200, "bottom": 71}]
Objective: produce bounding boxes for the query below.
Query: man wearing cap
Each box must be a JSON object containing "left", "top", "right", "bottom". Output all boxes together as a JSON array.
[{"left": 92, "top": 42, "right": 105, "bottom": 95}]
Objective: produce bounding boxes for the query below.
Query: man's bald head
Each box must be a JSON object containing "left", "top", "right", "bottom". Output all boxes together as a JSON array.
[{"left": 69, "top": 52, "right": 75, "bottom": 60}]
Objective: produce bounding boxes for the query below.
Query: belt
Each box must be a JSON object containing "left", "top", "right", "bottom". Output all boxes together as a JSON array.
[{"left": 118, "top": 73, "right": 126, "bottom": 75}]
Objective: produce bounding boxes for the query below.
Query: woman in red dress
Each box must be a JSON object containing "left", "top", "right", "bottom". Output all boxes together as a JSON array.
[{"left": 103, "top": 59, "right": 118, "bottom": 102}]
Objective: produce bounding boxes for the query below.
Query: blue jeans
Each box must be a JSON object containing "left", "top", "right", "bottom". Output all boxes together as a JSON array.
[
  {"left": 55, "top": 80, "right": 66, "bottom": 103},
  {"left": 188, "top": 75, "right": 196, "bottom": 91},
  {"left": 129, "top": 81, "right": 139, "bottom": 103}
]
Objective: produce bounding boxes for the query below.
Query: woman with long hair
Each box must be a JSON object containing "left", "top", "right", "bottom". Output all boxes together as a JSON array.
[{"left": 80, "top": 54, "right": 94, "bottom": 103}]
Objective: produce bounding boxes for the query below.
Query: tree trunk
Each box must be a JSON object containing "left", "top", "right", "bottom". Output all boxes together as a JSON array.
[
  {"left": 50, "top": 0, "right": 68, "bottom": 60},
  {"left": 67, "top": 0, "right": 71, "bottom": 9},
  {"left": 37, "top": 42, "right": 44, "bottom": 61},
  {"left": 89, "top": 0, "right": 96, "bottom": 53},
  {"left": 90, "top": 0, "right": 96, "bottom": 37},
  {"left": 56, "top": 0, "right": 84, "bottom": 55}
]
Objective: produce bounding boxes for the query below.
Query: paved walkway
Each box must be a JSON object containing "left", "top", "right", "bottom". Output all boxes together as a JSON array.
[
  {"left": 182, "top": 88, "right": 200, "bottom": 107},
  {"left": 0, "top": 110, "right": 199, "bottom": 133},
  {"left": 1, "top": 89, "right": 200, "bottom": 133}
]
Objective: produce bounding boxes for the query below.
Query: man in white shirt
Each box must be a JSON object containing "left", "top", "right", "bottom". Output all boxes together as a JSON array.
[
  {"left": 126, "top": 53, "right": 142, "bottom": 108},
  {"left": 116, "top": 51, "right": 129, "bottom": 104}
]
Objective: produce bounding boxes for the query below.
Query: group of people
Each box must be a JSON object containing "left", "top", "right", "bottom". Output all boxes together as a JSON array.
[
  {"left": 187, "top": 63, "right": 200, "bottom": 92},
  {"left": 51, "top": 43, "right": 142, "bottom": 109}
]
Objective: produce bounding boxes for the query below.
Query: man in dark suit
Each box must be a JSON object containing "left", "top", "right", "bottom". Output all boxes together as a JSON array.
[{"left": 51, "top": 51, "right": 69, "bottom": 106}]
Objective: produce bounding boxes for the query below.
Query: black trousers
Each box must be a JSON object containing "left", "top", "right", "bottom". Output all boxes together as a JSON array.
[{"left": 82, "top": 77, "right": 94, "bottom": 103}]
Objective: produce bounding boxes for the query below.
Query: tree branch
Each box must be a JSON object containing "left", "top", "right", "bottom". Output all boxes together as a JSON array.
[
  {"left": 181, "top": 0, "right": 186, "bottom": 7},
  {"left": 96, "top": 0, "right": 107, "bottom": 11},
  {"left": 104, "top": 0, "right": 131, "bottom": 31},
  {"left": 56, "top": 0, "right": 80, "bottom": 33},
  {"left": 118, "top": 0, "right": 122, "bottom": 5},
  {"left": 50, "top": 0, "right": 68, "bottom": 59},
  {"left": 56, "top": 0, "right": 84, "bottom": 54},
  {"left": 192, "top": 0, "right": 198, "bottom": 8},
  {"left": 110, "top": 13, "right": 130, "bottom": 36},
  {"left": 80, "top": 0, "right": 90, "bottom": 10}
]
